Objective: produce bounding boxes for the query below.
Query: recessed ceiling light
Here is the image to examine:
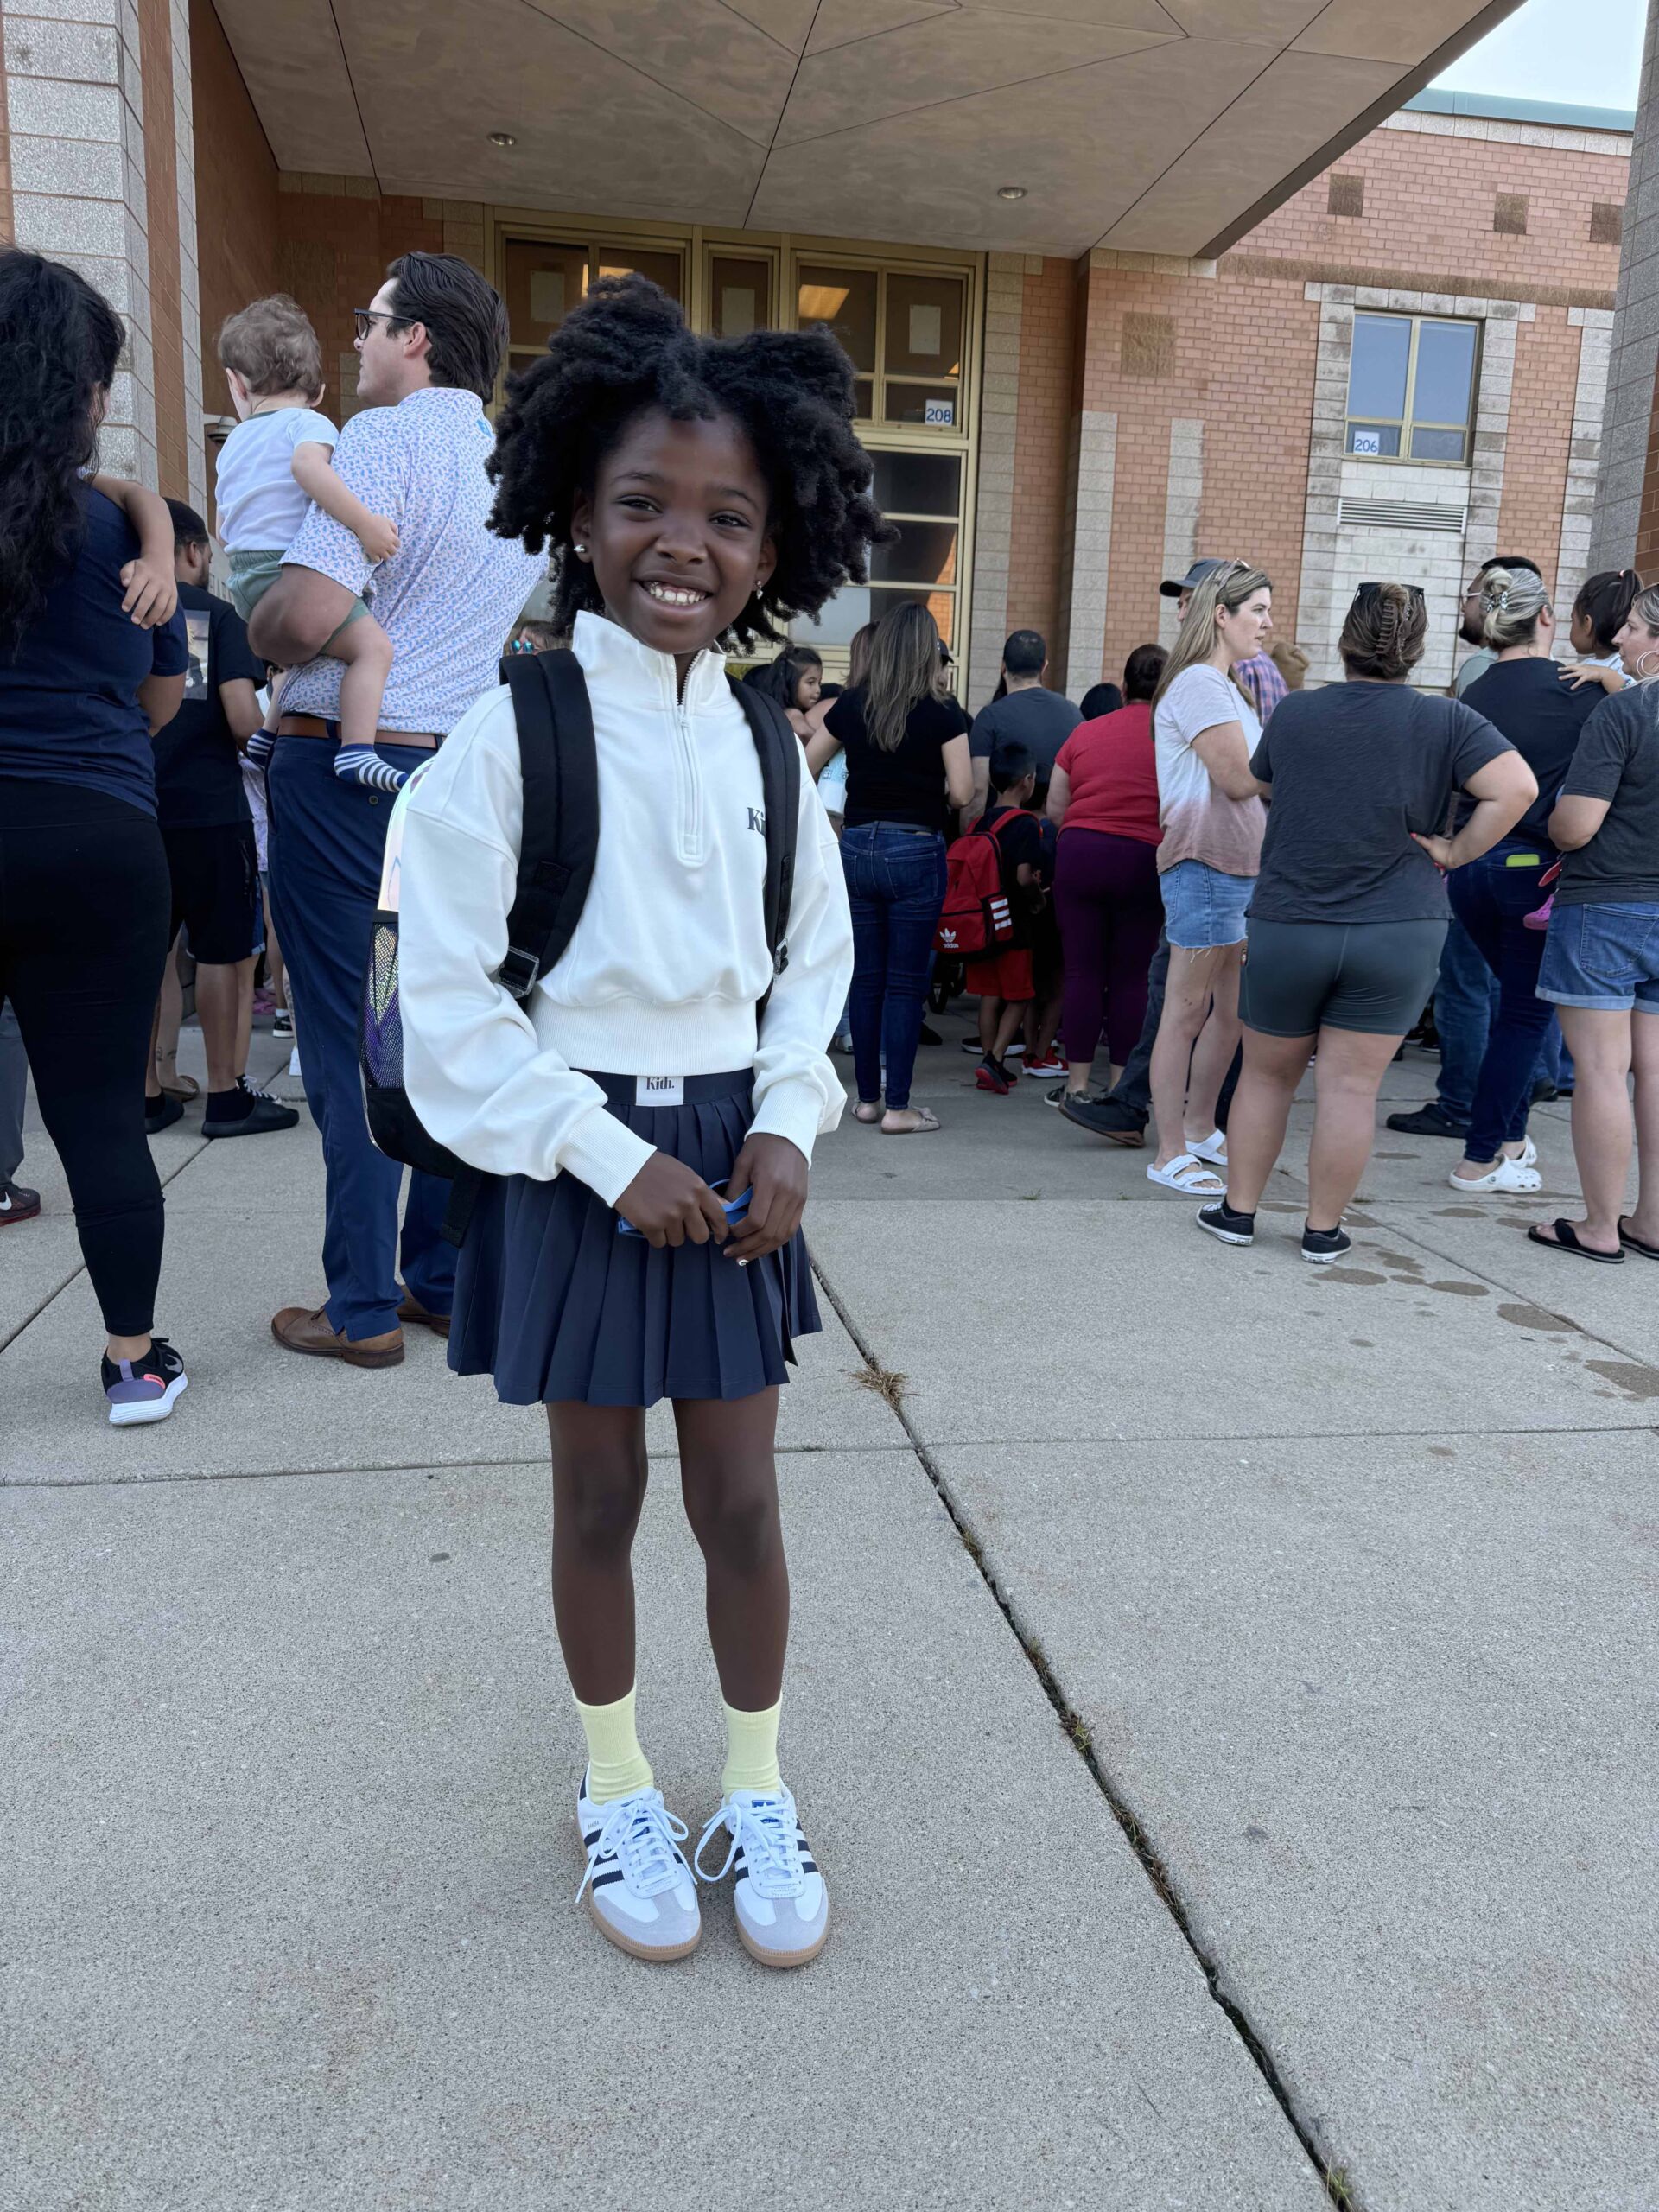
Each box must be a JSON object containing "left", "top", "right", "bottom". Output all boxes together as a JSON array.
[
  {"left": 997, "top": 184, "right": 1027, "bottom": 200},
  {"left": 488, "top": 130, "right": 517, "bottom": 149}
]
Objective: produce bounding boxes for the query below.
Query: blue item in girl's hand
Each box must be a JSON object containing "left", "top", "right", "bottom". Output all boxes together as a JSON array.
[{"left": 616, "top": 1179, "right": 753, "bottom": 1237}]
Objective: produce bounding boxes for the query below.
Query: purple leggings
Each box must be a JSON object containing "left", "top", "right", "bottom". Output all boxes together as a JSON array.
[{"left": 1052, "top": 829, "right": 1165, "bottom": 1070}]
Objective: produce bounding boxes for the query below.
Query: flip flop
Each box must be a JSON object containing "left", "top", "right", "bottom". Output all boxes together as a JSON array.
[
  {"left": 1618, "top": 1217, "right": 1659, "bottom": 1260},
  {"left": 882, "top": 1107, "right": 941, "bottom": 1135},
  {"left": 1526, "top": 1219, "right": 1623, "bottom": 1264},
  {"left": 1147, "top": 1153, "right": 1225, "bottom": 1195},
  {"left": 157, "top": 1072, "right": 199, "bottom": 1100}
]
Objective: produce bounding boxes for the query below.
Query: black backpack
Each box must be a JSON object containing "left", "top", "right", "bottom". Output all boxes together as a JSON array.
[{"left": 360, "top": 646, "right": 800, "bottom": 1244}]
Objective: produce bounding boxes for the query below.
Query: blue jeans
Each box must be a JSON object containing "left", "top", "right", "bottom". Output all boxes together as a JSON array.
[
  {"left": 267, "top": 734, "right": 455, "bottom": 1339},
  {"left": 1446, "top": 839, "right": 1558, "bottom": 1162},
  {"left": 840, "top": 823, "right": 947, "bottom": 1111},
  {"left": 1433, "top": 915, "right": 1499, "bottom": 1123}
]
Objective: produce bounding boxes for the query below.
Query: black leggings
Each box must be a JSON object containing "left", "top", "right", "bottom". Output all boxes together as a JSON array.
[{"left": 0, "top": 779, "right": 171, "bottom": 1337}]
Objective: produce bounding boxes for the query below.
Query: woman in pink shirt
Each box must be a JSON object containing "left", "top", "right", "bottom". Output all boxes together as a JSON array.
[{"left": 1046, "top": 643, "right": 1167, "bottom": 1107}]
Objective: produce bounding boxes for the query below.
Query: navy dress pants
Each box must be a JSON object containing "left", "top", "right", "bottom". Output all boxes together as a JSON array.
[{"left": 267, "top": 734, "right": 454, "bottom": 1340}]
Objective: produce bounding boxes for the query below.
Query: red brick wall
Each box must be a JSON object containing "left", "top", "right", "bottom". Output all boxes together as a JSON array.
[
  {"left": 1052, "top": 116, "right": 1632, "bottom": 683},
  {"left": 137, "top": 0, "right": 188, "bottom": 497},
  {"left": 1495, "top": 306, "right": 1580, "bottom": 591},
  {"left": 1006, "top": 257, "right": 1074, "bottom": 653},
  {"left": 190, "top": 0, "right": 280, "bottom": 435},
  {"left": 1241, "top": 118, "right": 1627, "bottom": 308}
]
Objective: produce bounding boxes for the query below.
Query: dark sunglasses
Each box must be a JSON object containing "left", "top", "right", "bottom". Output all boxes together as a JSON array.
[
  {"left": 353, "top": 308, "right": 405, "bottom": 341},
  {"left": 1352, "top": 582, "right": 1427, "bottom": 609}
]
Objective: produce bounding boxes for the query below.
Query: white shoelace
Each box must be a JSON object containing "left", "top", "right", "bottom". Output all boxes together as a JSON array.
[
  {"left": 575, "top": 1789, "right": 689, "bottom": 1903},
  {"left": 695, "top": 1791, "right": 805, "bottom": 1898}
]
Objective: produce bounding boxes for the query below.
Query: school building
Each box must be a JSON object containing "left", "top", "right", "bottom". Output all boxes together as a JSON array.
[{"left": 5, "top": 0, "right": 1657, "bottom": 701}]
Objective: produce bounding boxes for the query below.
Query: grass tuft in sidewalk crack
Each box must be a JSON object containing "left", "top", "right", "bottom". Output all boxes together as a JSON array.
[{"left": 849, "top": 1362, "right": 908, "bottom": 1411}]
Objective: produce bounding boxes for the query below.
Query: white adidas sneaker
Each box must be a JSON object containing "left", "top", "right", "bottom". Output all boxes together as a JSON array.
[
  {"left": 696, "top": 1783, "right": 829, "bottom": 1968},
  {"left": 575, "top": 1775, "right": 701, "bottom": 1962}
]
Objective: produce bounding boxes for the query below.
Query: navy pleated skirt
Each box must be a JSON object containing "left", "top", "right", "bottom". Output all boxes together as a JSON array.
[{"left": 448, "top": 1069, "right": 822, "bottom": 1408}]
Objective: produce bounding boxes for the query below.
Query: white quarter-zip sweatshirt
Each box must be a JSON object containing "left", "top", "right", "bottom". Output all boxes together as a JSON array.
[{"left": 397, "top": 612, "right": 855, "bottom": 1206}]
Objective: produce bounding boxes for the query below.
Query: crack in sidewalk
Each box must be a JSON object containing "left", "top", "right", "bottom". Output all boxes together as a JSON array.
[{"left": 813, "top": 1251, "right": 1367, "bottom": 2212}]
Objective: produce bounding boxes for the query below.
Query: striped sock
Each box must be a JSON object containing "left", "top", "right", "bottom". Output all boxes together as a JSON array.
[
  {"left": 334, "top": 746, "right": 408, "bottom": 794},
  {"left": 721, "top": 1698, "right": 782, "bottom": 1795},
  {"left": 574, "top": 1686, "right": 653, "bottom": 1803},
  {"left": 245, "top": 728, "right": 277, "bottom": 766}
]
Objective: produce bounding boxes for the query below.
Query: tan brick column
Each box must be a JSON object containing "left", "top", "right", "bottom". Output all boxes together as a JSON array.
[{"left": 3, "top": 0, "right": 201, "bottom": 498}]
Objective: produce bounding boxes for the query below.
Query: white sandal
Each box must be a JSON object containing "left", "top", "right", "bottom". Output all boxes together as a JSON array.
[
  {"left": 1186, "top": 1128, "right": 1228, "bottom": 1166},
  {"left": 1147, "top": 1153, "right": 1226, "bottom": 1195},
  {"left": 1450, "top": 1156, "right": 1541, "bottom": 1193}
]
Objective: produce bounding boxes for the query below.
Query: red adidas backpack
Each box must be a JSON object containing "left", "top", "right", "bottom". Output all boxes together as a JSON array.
[{"left": 935, "top": 822, "right": 1014, "bottom": 958}]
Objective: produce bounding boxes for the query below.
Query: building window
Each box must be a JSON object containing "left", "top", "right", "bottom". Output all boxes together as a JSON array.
[
  {"left": 502, "top": 235, "right": 687, "bottom": 366},
  {"left": 1494, "top": 192, "right": 1529, "bottom": 236},
  {"left": 1345, "top": 312, "right": 1479, "bottom": 464},
  {"left": 1591, "top": 200, "right": 1624, "bottom": 245},
  {"left": 1327, "top": 174, "right": 1364, "bottom": 219},
  {"left": 795, "top": 262, "right": 967, "bottom": 430}
]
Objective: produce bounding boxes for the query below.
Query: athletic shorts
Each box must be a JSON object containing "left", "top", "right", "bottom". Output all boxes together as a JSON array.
[
  {"left": 1239, "top": 917, "right": 1447, "bottom": 1037},
  {"left": 162, "top": 820, "right": 261, "bottom": 965},
  {"left": 227, "top": 548, "right": 369, "bottom": 638},
  {"left": 965, "top": 945, "right": 1035, "bottom": 1001},
  {"left": 1160, "top": 858, "right": 1252, "bottom": 950},
  {"left": 1537, "top": 900, "right": 1659, "bottom": 1013}
]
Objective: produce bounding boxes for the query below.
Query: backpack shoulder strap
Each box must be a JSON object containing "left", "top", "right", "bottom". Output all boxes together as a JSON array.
[
  {"left": 728, "top": 677, "right": 800, "bottom": 978},
  {"left": 499, "top": 649, "right": 599, "bottom": 1000}
]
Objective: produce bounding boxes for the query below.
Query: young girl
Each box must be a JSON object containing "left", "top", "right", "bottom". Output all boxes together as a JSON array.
[
  {"left": 396, "top": 276, "right": 873, "bottom": 1968},
  {"left": 214, "top": 295, "right": 401, "bottom": 790}
]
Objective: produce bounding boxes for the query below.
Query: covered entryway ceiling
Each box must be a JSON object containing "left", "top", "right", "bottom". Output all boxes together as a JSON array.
[{"left": 213, "top": 0, "right": 1525, "bottom": 259}]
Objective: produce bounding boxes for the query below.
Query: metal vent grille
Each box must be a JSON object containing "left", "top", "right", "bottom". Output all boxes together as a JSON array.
[{"left": 1338, "top": 496, "right": 1468, "bottom": 535}]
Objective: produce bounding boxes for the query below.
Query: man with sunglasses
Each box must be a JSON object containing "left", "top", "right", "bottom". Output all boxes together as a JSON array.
[{"left": 248, "top": 253, "right": 543, "bottom": 1371}]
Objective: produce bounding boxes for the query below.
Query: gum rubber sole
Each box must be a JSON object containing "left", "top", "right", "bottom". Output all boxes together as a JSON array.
[
  {"left": 735, "top": 1904, "right": 830, "bottom": 1969},
  {"left": 585, "top": 1893, "right": 701, "bottom": 1962}
]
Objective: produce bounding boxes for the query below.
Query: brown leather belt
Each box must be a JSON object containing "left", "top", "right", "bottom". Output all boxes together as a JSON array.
[{"left": 277, "top": 714, "right": 441, "bottom": 752}]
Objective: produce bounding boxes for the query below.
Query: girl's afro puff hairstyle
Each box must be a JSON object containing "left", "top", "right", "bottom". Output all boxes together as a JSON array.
[{"left": 486, "top": 272, "right": 895, "bottom": 648}]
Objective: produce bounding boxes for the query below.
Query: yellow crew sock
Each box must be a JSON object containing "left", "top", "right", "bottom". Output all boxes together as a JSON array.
[
  {"left": 721, "top": 1698, "right": 783, "bottom": 1796},
  {"left": 574, "top": 1686, "right": 653, "bottom": 1803}
]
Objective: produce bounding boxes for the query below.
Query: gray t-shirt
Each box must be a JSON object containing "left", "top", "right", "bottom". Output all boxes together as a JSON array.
[
  {"left": 1249, "top": 682, "right": 1510, "bottom": 924},
  {"left": 1554, "top": 685, "right": 1659, "bottom": 907},
  {"left": 969, "top": 686, "right": 1081, "bottom": 786}
]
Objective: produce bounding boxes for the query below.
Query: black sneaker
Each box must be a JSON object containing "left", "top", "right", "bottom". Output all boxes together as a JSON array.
[
  {"left": 1197, "top": 1198, "right": 1255, "bottom": 1246},
  {"left": 144, "top": 1093, "right": 184, "bottom": 1135},
  {"left": 102, "top": 1336, "right": 188, "bottom": 1427},
  {"left": 1058, "top": 1090, "right": 1148, "bottom": 1147},
  {"left": 1301, "top": 1224, "right": 1352, "bottom": 1266},
  {"left": 918, "top": 1023, "right": 943, "bottom": 1047},
  {"left": 271, "top": 1008, "right": 294, "bottom": 1039},
  {"left": 0, "top": 1179, "right": 41, "bottom": 1225},
  {"left": 203, "top": 1077, "right": 301, "bottom": 1139},
  {"left": 1383, "top": 1102, "right": 1468, "bottom": 1139}
]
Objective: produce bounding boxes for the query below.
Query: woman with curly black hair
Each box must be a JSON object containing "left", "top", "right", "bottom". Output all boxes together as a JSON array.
[
  {"left": 0, "top": 248, "right": 193, "bottom": 1427},
  {"left": 396, "top": 275, "right": 870, "bottom": 1969}
]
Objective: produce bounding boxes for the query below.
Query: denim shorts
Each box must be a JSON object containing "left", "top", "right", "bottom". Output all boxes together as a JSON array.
[
  {"left": 1537, "top": 900, "right": 1659, "bottom": 1013},
  {"left": 1158, "top": 858, "right": 1253, "bottom": 950}
]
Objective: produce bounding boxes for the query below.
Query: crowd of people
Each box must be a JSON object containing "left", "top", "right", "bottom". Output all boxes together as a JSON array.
[{"left": 4, "top": 238, "right": 1658, "bottom": 1969}]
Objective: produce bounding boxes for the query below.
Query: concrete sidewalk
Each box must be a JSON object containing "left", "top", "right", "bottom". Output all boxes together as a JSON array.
[{"left": 3, "top": 1014, "right": 1656, "bottom": 2210}]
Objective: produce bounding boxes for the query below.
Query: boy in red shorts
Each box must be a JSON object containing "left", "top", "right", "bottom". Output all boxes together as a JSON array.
[{"left": 972, "top": 741, "right": 1046, "bottom": 1093}]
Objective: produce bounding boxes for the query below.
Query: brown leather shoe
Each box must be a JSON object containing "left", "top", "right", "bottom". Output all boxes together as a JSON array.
[
  {"left": 270, "top": 1306, "right": 404, "bottom": 1368},
  {"left": 397, "top": 1293, "right": 451, "bottom": 1340}
]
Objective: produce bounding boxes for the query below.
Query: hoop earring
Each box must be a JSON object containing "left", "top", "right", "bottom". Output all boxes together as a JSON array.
[{"left": 1638, "top": 648, "right": 1659, "bottom": 679}]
